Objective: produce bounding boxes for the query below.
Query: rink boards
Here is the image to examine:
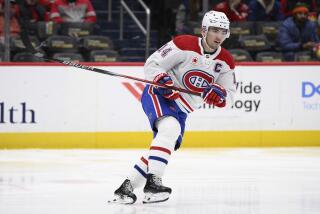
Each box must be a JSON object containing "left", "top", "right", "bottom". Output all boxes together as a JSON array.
[{"left": 0, "top": 63, "right": 319, "bottom": 148}]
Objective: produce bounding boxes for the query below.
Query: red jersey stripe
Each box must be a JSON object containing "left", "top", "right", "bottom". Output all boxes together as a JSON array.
[
  {"left": 178, "top": 95, "right": 194, "bottom": 112},
  {"left": 148, "top": 86, "right": 162, "bottom": 117}
]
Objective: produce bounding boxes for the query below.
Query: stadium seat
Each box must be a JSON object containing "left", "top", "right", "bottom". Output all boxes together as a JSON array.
[
  {"left": 190, "top": 21, "right": 201, "bottom": 36},
  {"left": 10, "top": 36, "right": 40, "bottom": 52},
  {"left": 224, "top": 21, "right": 255, "bottom": 49},
  {"left": 120, "top": 48, "right": 146, "bottom": 57},
  {"left": 0, "top": 52, "right": 4, "bottom": 62},
  {"left": 119, "top": 56, "right": 145, "bottom": 62},
  {"left": 255, "top": 51, "right": 283, "bottom": 62},
  {"left": 53, "top": 52, "right": 84, "bottom": 62},
  {"left": 229, "top": 49, "right": 253, "bottom": 62},
  {"left": 59, "top": 22, "right": 95, "bottom": 37},
  {"left": 115, "top": 38, "right": 149, "bottom": 49},
  {"left": 193, "top": 26, "right": 201, "bottom": 36},
  {"left": 12, "top": 52, "right": 45, "bottom": 62},
  {"left": 45, "top": 35, "right": 78, "bottom": 54},
  {"left": 255, "top": 21, "right": 281, "bottom": 47},
  {"left": 89, "top": 50, "right": 118, "bottom": 62},
  {"left": 230, "top": 21, "right": 255, "bottom": 37},
  {"left": 0, "top": 42, "right": 4, "bottom": 52},
  {"left": 37, "top": 21, "right": 59, "bottom": 40},
  {"left": 294, "top": 51, "right": 314, "bottom": 61},
  {"left": 239, "top": 34, "right": 271, "bottom": 52},
  {"left": 80, "top": 35, "right": 114, "bottom": 51},
  {"left": 0, "top": 42, "right": 4, "bottom": 61}
]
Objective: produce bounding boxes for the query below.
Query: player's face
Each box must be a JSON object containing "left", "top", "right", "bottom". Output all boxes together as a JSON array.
[{"left": 205, "top": 27, "right": 228, "bottom": 50}]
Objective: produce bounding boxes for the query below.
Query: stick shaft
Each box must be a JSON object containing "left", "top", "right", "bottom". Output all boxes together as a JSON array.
[{"left": 42, "top": 56, "right": 201, "bottom": 96}]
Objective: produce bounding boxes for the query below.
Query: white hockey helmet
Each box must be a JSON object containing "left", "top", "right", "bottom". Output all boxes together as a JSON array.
[{"left": 202, "top": 10, "right": 230, "bottom": 38}]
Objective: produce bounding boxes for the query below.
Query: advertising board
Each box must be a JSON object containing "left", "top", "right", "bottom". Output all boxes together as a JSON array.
[{"left": 0, "top": 64, "right": 319, "bottom": 148}]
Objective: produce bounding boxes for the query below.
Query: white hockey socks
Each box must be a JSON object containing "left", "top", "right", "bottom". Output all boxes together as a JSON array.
[
  {"left": 148, "top": 116, "right": 181, "bottom": 177},
  {"left": 127, "top": 116, "right": 181, "bottom": 188},
  {"left": 127, "top": 152, "right": 149, "bottom": 188}
]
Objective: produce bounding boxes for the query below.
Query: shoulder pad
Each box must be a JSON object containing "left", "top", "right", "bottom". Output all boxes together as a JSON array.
[
  {"left": 216, "top": 48, "right": 235, "bottom": 69},
  {"left": 173, "top": 35, "right": 201, "bottom": 55}
]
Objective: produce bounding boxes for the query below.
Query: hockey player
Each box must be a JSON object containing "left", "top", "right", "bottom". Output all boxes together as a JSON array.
[{"left": 110, "top": 10, "right": 236, "bottom": 204}]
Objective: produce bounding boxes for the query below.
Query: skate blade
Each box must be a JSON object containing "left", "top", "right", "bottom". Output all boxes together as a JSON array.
[
  {"left": 142, "top": 192, "right": 170, "bottom": 204},
  {"left": 108, "top": 195, "right": 135, "bottom": 205}
]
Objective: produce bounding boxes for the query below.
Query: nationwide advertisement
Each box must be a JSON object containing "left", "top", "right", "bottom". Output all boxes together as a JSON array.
[{"left": 0, "top": 64, "right": 319, "bottom": 147}]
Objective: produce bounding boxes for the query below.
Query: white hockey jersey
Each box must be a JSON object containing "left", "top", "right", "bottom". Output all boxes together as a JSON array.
[{"left": 144, "top": 35, "right": 236, "bottom": 113}]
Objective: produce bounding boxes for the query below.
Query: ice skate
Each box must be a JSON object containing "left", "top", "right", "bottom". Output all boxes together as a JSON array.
[
  {"left": 108, "top": 179, "right": 137, "bottom": 205},
  {"left": 143, "top": 174, "right": 172, "bottom": 204}
]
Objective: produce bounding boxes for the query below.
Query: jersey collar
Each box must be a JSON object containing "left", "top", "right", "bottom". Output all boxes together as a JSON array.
[{"left": 198, "top": 38, "right": 222, "bottom": 59}]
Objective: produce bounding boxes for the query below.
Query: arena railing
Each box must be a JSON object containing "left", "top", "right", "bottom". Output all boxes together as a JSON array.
[
  {"left": 120, "top": 0, "right": 150, "bottom": 59},
  {"left": 3, "top": 0, "right": 11, "bottom": 61}
]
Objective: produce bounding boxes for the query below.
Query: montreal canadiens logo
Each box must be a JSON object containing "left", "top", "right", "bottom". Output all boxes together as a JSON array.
[{"left": 183, "top": 70, "right": 214, "bottom": 92}]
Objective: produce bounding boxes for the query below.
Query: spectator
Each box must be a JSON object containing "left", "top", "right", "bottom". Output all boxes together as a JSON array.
[
  {"left": 248, "top": 0, "right": 285, "bottom": 21},
  {"left": 278, "top": 3, "right": 320, "bottom": 61},
  {"left": 23, "top": 0, "right": 51, "bottom": 22},
  {"left": 50, "top": 0, "right": 97, "bottom": 23},
  {"left": 145, "top": 0, "right": 180, "bottom": 47},
  {"left": 213, "top": 0, "right": 249, "bottom": 22},
  {"left": 0, "top": 0, "right": 20, "bottom": 42},
  {"left": 280, "top": 0, "right": 317, "bottom": 18},
  {"left": 176, "top": 2, "right": 193, "bottom": 35}
]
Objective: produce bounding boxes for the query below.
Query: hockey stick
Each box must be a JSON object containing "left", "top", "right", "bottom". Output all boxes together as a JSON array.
[{"left": 34, "top": 53, "right": 201, "bottom": 96}]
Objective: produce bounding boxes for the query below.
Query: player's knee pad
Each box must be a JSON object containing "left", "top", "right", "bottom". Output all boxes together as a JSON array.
[{"left": 156, "top": 116, "right": 181, "bottom": 143}]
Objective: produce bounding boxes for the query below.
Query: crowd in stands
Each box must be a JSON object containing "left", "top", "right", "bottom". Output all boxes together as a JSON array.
[
  {"left": 0, "top": 0, "right": 320, "bottom": 62},
  {"left": 0, "top": 0, "right": 104, "bottom": 62},
  {"left": 0, "top": 0, "right": 20, "bottom": 40},
  {"left": 165, "top": 0, "right": 320, "bottom": 62},
  {"left": 0, "top": 0, "right": 96, "bottom": 37},
  {"left": 210, "top": 0, "right": 320, "bottom": 61}
]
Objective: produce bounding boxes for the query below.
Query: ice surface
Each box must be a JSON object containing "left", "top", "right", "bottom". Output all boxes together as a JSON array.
[{"left": 0, "top": 148, "right": 320, "bottom": 214}]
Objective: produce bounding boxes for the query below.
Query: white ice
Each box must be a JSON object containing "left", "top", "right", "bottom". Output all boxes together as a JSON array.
[{"left": 1, "top": 148, "right": 320, "bottom": 214}]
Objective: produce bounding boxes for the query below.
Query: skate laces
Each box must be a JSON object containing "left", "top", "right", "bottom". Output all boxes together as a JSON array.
[{"left": 151, "top": 175, "right": 163, "bottom": 186}]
